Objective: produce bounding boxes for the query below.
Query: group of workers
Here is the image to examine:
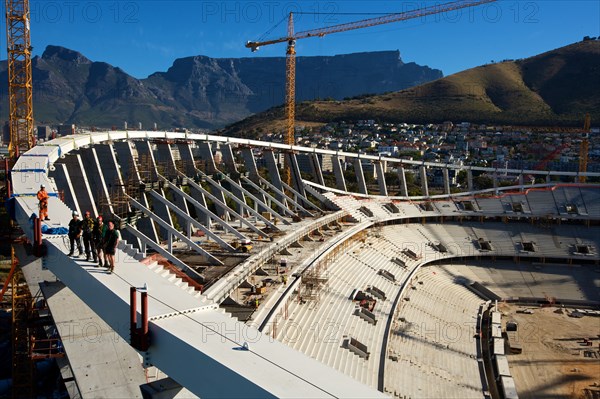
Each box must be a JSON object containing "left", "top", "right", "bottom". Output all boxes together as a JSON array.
[
  {"left": 68, "top": 211, "right": 120, "bottom": 273},
  {"left": 37, "top": 184, "right": 120, "bottom": 274}
]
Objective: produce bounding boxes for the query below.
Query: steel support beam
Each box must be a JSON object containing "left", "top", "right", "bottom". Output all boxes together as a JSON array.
[
  {"left": 214, "top": 143, "right": 247, "bottom": 215},
  {"left": 192, "top": 170, "right": 280, "bottom": 231},
  {"left": 129, "top": 197, "right": 223, "bottom": 265},
  {"left": 148, "top": 190, "right": 236, "bottom": 252},
  {"left": 216, "top": 172, "right": 290, "bottom": 225},
  {"left": 257, "top": 176, "right": 314, "bottom": 217},
  {"left": 123, "top": 225, "right": 210, "bottom": 276},
  {"left": 163, "top": 179, "right": 247, "bottom": 241},
  {"left": 241, "top": 177, "right": 297, "bottom": 218},
  {"left": 280, "top": 180, "right": 322, "bottom": 213},
  {"left": 174, "top": 174, "right": 267, "bottom": 237}
]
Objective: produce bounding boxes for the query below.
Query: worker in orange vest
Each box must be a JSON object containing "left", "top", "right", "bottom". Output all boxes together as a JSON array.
[{"left": 37, "top": 184, "right": 50, "bottom": 221}]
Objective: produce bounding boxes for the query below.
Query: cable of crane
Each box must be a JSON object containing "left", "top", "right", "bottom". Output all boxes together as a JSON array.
[
  {"left": 294, "top": 12, "right": 404, "bottom": 15},
  {"left": 257, "top": 14, "right": 288, "bottom": 42}
]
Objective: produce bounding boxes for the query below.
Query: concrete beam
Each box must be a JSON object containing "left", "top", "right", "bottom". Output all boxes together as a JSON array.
[
  {"left": 333, "top": 156, "right": 347, "bottom": 192},
  {"left": 176, "top": 142, "right": 198, "bottom": 178},
  {"left": 81, "top": 147, "right": 114, "bottom": 215},
  {"left": 241, "top": 147, "right": 260, "bottom": 180},
  {"left": 133, "top": 140, "right": 158, "bottom": 181},
  {"left": 50, "top": 163, "right": 80, "bottom": 215},
  {"left": 153, "top": 187, "right": 175, "bottom": 241},
  {"left": 420, "top": 166, "right": 429, "bottom": 197},
  {"left": 467, "top": 169, "right": 474, "bottom": 191},
  {"left": 443, "top": 168, "right": 451, "bottom": 195},
  {"left": 285, "top": 152, "right": 307, "bottom": 200},
  {"left": 310, "top": 153, "right": 325, "bottom": 186},
  {"left": 63, "top": 153, "right": 98, "bottom": 216},
  {"left": 281, "top": 180, "right": 322, "bottom": 213},
  {"left": 94, "top": 143, "right": 126, "bottom": 196},
  {"left": 113, "top": 141, "right": 141, "bottom": 184},
  {"left": 197, "top": 142, "right": 217, "bottom": 174},
  {"left": 213, "top": 143, "right": 247, "bottom": 215},
  {"left": 397, "top": 167, "right": 409, "bottom": 197},
  {"left": 155, "top": 143, "right": 178, "bottom": 178},
  {"left": 354, "top": 158, "right": 368, "bottom": 195},
  {"left": 195, "top": 142, "right": 229, "bottom": 219},
  {"left": 263, "top": 149, "right": 287, "bottom": 207},
  {"left": 375, "top": 161, "right": 388, "bottom": 196}
]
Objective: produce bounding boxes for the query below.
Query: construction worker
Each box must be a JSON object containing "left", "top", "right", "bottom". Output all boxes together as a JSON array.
[
  {"left": 67, "top": 211, "right": 83, "bottom": 257},
  {"left": 37, "top": 184, "right": 50, "bottom": 220},
  {"left": 92, "top": 216, "right": 107, "bottom": 267},
  {"left": 103, "top": 220, "right": 120, "bottom": 274},
  {"left": 81, "top": 211, "right": 96, "bottom": 262}
]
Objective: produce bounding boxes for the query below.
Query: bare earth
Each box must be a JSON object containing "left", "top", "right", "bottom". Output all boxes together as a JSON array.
[{"left": 498, "top": 303, "right": 600, "bottom": 399}]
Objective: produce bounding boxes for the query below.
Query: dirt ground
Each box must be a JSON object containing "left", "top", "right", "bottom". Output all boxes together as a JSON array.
[{"left": 498, "top": 303, "right": 600, "bottom": 399}]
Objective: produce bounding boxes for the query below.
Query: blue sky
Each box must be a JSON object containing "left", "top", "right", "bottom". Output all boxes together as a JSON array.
[{"left": 20, "top": 0, "right": 600, "bottom": 78}]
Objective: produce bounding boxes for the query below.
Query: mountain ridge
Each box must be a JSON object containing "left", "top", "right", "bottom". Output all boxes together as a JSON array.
[
  {"left": 0, "top": 46, "right": 443, "bottom": 129},
  {"left": 221, "top": 40, "right": 600, "bottom": 136}
]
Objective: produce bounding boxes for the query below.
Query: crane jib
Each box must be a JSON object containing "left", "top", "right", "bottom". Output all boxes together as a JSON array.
[{"left": 246, "top": 0, "right": 497, "bottom": 49}]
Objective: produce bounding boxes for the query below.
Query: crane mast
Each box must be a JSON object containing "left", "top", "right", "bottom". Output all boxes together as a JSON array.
[
  {"left": 246, "top": 0, "right": 496, "bottom": 185},
  {"left": 578, "top": 113, "right": 591, "bottom": 183},
  {"left": 6, "top": 0, "right": 35, "bottom": 159},
  {"left": 284, "top": 15, "right": 296, "bottom": 185}
]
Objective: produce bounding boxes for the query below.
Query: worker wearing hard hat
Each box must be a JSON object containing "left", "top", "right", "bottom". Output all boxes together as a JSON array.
[
  {"left": 37, "top": 184, "right": 50, "bottom": 220},
  {"left": 67, "top": 211, "right": 83, "bottom": 257}
]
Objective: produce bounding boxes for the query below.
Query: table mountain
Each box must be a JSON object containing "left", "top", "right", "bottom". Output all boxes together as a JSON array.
[{"left": 0, "top": 45, "right": 442, "bottom": 129}]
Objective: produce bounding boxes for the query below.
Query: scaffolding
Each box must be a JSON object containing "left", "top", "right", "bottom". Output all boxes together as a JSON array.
[
  {"left": 297, "top": 228, "right": 367, "bottom": 303},
  {"left": 9, "top": 246, "right": 33, "bottom": 398}
]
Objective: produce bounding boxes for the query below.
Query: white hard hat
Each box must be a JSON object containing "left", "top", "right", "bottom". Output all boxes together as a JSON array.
[
  {"left": 72, "top": 211, "right": 79, "bottom": 216},
  {"left": 40, "top": 184, "right": 45, "bottom": 188}
]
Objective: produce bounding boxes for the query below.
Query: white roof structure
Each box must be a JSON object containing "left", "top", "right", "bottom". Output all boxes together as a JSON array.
[{"left": 9, "top": 131, "right": 599, "bottom": 398}]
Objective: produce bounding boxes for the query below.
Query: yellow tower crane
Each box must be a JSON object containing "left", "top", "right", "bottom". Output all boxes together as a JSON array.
[
  {"left": 578, "top": 113, "right": 590, "bottom": 183},
  {"left": 246, "top": 0, "right": 496, "bottom": 184},
  {"left": 6, "top": 0, "right": 35, "bottom": 160}
]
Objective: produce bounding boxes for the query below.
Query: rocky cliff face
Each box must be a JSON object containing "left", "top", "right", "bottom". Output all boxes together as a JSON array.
[{"left": 0, "top": 46, "right": 443, "bottom": 129}]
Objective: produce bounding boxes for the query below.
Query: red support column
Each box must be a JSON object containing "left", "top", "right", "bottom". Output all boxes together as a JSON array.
[
  {"left": 33, "top": 217, "right": 42, "bottom": 257},
  {"left": 130, "top": 287, "right": 138, "bottom": 348},
  {"left": 140, "top": 291, "right": 149, "bottom": 351}
]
